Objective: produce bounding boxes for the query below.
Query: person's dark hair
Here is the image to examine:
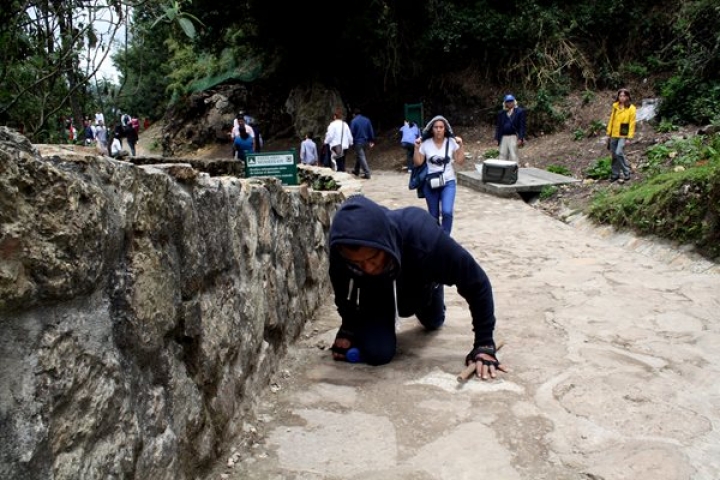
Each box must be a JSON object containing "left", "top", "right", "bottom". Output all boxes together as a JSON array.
[
  {"left": 616, "top": 88, "right": 632, "bottom": 107},
  {"left": 306, "top": 132, "right": 313, "bottom": 139},
  {"left": 409, "top": 121, "right": 416, "bottom": 128}
]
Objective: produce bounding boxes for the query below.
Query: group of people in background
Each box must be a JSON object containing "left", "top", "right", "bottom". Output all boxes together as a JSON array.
[
  {"left": 326, "top": 88, "right": 637, "bottom": 371},
  {"left": 70, "top": 112, "right": 145, "bottom": 158},
  {"left": 253, "top": 88, "right": 635, "bottom": 238},
  {"left": 299, "top": 107, "right": 375, "bottom": 180}
]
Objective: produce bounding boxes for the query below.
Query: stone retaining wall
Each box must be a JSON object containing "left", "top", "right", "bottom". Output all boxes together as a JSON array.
[{"left": 0, "top": 127, "right": 357, "bottom": 480}]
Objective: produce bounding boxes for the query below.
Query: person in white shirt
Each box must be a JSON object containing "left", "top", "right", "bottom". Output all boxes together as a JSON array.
[
  {"left": 323, "top": 108, "right": 353, "bottom": 172},
  {"left": 413, "top": 115, "right": 465, "bottom": 235},
  {"left": 110, "top": 136, "right": 128, "bottom": 158},
  {"left": 94, "top": 120, "right": 108, "bottom": 155}
]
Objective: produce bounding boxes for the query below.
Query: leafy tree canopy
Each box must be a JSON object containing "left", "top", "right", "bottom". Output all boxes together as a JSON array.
[{"left": 2, "top": 0, "right": 719, "bottom": 142}]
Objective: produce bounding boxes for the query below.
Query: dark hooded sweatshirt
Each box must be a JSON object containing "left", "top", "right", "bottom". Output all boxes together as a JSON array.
[{"left": 328, "top": 196, "right": 496, "bottom": 348}]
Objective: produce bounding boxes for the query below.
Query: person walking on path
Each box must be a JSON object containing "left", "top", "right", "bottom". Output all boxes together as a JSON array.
[
  {"left": 94, "top": 119, "right": 108, "bottom": 155},
  {"left": 231, "top": 114, "right": 255, "bottom": 159},
  {"left": 300, "top": 132, "right": 318, "bottom": 165},
  {"left": 494, "top": 93, "right": 527, "bottom": 163},
  {"left": 124, "top": 121, "right": 139, "bottom": 156},
  {"left": 606, "top": 88, "right": 637, "bottom": 183},
  {"left": 233, "top": 128, "right": 254, "bottom": 161},
  {"left": 413, "top": 115, "right": 465, "bottom": 235},
  {"left": 349, "top": 108, "right": 375, "bottom": 179},
  {"left": 82, "top": 119, "right": 95, "bottom": 146},
  {"left": 399, "top": 119, "right": 421, "bottom": 172},
  {"left": 328, "top": 195, "right": 506, "bottom": 380},
  {"left": 324, "top": 108, "right": 353, "bottom": 172}
]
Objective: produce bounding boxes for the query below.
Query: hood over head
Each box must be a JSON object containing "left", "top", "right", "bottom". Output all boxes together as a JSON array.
[
  {"left": 329, "top": 196, "right": 401, "bottom": 272},
  {"left": 421, "top": 115, "right": 455, "bottom": 141}
]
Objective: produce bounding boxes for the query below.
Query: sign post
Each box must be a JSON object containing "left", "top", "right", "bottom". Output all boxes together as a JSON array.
[{"left": 245, "top": 150, "right": 298, "bottom": 186}]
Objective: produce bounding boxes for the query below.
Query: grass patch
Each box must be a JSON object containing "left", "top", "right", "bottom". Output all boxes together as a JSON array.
[
  {"left": 547, "top": 165, "right": 572, "bottom": 176},
  {"left": 588, "top": 164, "right": 720, "bottom": 259}
]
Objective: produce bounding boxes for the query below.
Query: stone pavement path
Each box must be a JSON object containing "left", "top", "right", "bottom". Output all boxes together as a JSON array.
[{"left": 214, "top": 171, "right": 720, "bottom": 480}]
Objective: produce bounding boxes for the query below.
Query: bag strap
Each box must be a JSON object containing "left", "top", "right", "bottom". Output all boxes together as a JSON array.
[{"left": 442, "top": 139, "right": 449, "bottom": 172}]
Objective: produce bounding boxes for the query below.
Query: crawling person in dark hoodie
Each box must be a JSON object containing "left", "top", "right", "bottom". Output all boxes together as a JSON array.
[{"left": 328, "top": 195, "right": 507, "bottom": 380}]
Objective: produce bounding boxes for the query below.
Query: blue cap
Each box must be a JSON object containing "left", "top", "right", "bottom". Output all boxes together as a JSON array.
[{"left": 504, "top": 94, "right": 515, "bottom": 103}]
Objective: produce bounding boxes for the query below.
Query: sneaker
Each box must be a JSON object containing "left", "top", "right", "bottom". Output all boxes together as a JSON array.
[{"left": 610, "top": 176, "right": 619, "bottom": 183}]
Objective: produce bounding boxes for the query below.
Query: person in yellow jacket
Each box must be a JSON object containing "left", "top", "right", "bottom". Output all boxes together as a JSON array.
[{"left": 606, "top": 88, "right": 636, "bottom": 183}]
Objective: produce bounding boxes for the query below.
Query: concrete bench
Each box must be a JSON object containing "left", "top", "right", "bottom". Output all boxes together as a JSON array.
[{"left": 457, "top": 167, "right": 581, "bottom": 201}]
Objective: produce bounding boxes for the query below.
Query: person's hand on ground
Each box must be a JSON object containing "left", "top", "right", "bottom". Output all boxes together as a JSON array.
[{"left": 466, "top": 345, "right": 509, "bottom": 380}]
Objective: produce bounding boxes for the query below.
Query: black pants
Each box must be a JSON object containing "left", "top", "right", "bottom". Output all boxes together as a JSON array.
[{"left": 355, "top": 284, "right": 445, "bottom": 365}]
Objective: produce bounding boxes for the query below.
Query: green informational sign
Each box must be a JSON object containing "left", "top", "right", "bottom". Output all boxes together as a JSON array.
[{"left": 245, "top": 150, "right": 298, "bottom": 186}]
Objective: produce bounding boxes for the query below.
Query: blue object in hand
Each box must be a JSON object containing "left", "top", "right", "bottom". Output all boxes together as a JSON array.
[{"left": 346, "top": 348, "right": 362, "bottom": 363}]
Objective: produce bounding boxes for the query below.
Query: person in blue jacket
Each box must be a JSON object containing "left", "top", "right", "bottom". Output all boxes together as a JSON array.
[
  {"left": 233, "top": 128, "right": 254, "bottom": 160},
  {"left": 328, "top": 195, "right": 506, "bottom": 380},
  {"left": 494, "top": 94, "right": 527, "bottom": 163},
  {"left": 349, "top": 108, "right": 375, "bottom": 179}
]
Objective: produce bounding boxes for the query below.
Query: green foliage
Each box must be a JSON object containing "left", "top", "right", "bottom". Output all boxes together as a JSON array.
[
  {"left": 539, "top": 185, "right": 559, "bottom": 200},
  {"left": 582, "top": 90, "right": 595, "bottom": 105},
  {"left": 547, "top": 165, "right": 572, "bottom": 176},
  {"left": 587, "top": 120, "right": 605, "bottom": 137},
  {"left": 621, "top": 62, "right": 648, "bottom": 78},
  {"left": 2, "top": 0, "right": 718, "bottom": 147},
  {"left": 644, "top": 134, "right": 720, "bottom": 179},
  {"left": 655, "top": 119, "right": 679, "bottom": 133},
  {"left": 483, "top": 149, "right": 500, "bottom": 159},
  {"left": 585, "top": 156, "right": 612, "bottom": 179},
  {"left": 589, "top": 133, "right": 720, "bottom": 259},
  {"left": 588, "top": 164, "right": 720, "bottom": 257},
  {"left": 572, "top": 122, "right": 605, "bottom": 141},
  {"left": 151, "top": 0, "right": 205, "bottom": 39},
  {"left": 656, "top": 0, "right": 720, "bottom": 124},
  {"left": 529, "top": 89, "right": 567, "bottom": 134}
]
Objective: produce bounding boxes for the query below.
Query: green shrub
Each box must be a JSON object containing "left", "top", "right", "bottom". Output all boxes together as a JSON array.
[
  {"left": 483, "top": 149, "right": 500, "bottom": 159},
  {"left": 547, "top": 165, "right": 572, "bottom": 176},
  {"left": 573, "top": 120, "right": 605, "bottom": 141},
  {"left": 587, "top": 120, "right": 605, "bottom": 137},
  {"left": 539, "top": 185, "right": 558, "bottom": 199},
  {"left": 655, "top": 119, "right": 679, "bottom": 133},
  {"left": 581, "top": 90, "right": 595, "bottom": 105},
  {"left": 529, "top": 88, "right": 567, "bottom": 134},
  {"left": 585, "top": 157, "right": 612, "bottom": 179}
]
